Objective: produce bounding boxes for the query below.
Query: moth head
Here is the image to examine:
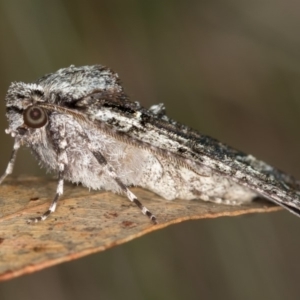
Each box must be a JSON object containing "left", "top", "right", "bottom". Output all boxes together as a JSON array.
[{"left": 5, "top": 82, "right": 48, "bottom": 133}]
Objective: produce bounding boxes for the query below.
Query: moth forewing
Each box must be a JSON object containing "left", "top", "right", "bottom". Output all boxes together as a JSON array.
[{"left": 83, "top": 93, "right": 300, "bottom": 212}]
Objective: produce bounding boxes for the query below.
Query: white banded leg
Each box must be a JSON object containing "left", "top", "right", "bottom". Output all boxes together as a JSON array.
[
  {"left": 114, "top": 177, "right": 157, "bottom": 224},
  {"left": 0, "top": 139, "right": 20, "bottom": 184},
  {"left": 28, "top": 124, "right": 67, "bottom": 223},
  {"left": 27, "top": 168, "right": 64, "bottom": 223},
  {"left": 92, "top": 151, "right": 157, "bottom": 224}
]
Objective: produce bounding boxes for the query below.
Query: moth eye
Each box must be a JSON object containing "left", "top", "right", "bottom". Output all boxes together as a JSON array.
[{"left": 23, "top": 105, "right": 48, "bottom": 128}]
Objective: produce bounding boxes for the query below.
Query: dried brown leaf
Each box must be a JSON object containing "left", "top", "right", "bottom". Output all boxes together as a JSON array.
[{"left": 0, "top": 176, "right": 280, "bottom": 281}]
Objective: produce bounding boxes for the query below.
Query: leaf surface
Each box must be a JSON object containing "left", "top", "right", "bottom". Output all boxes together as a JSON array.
[{"left": 0, "top": 176, "right": 280, "bottom": 281}]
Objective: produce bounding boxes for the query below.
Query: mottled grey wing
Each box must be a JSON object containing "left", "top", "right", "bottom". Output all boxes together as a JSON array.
[{"left": 75, "top": 91, "right": 300, "bottom": 216}]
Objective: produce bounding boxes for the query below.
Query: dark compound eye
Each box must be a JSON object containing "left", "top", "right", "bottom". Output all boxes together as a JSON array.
[{"left": 23, "top": 105, "right": 48, "bottom": 128}]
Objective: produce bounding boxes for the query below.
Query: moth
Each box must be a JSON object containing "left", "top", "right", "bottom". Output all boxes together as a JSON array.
[{"left": 1, "top": 65, "right": 300, "bottom": 224}]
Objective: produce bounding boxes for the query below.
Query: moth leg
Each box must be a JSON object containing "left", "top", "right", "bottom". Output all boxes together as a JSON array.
[
  {"left": 114, "top": 176, "right": 157, "bottom": 224},
  {"left": 28, "top": 124, "right": 67, "bottom": 223},
  {"left": 92, "top": 151, "right": 157, "bottom": 224},
  {"left": 27, "top": 170, "right": 64, "bottom": 223},
  {"left": 0, "top": 138, "right": 20, "bottom": 185}
]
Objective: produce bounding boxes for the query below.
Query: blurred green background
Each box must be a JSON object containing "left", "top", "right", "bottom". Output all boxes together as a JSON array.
[{"left": 1, "top": 0, "right": 300, "bottom": 299}]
